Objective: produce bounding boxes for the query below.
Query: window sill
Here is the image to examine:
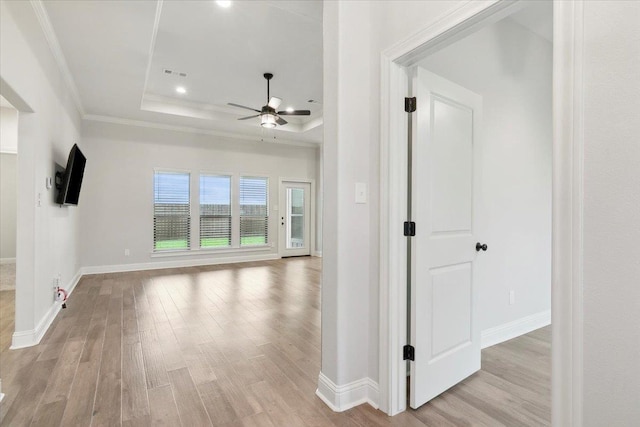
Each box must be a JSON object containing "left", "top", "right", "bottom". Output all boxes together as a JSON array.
[{"left": 150, "top": 245, "right": 272, "bottom": 258}]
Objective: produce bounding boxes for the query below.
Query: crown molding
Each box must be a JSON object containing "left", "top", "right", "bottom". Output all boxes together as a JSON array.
[
  {"left": 29, "top": 0, "right": 85, "bottom": 116},
  {"left": 83, "top": 114, "right": 321, "bottom": 148}
]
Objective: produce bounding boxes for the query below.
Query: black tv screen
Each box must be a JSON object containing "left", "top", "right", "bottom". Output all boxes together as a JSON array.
[{"left": 56, "top": 144, "right": 86, "bottom": 205}]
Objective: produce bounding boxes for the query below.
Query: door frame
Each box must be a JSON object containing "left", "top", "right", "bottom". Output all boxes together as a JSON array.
[
  {"left": 378, "top": 1, "right": 585, "bottom": 425},
  {"left": 277, "top": 177, "right": 316, "bottom": 258}
]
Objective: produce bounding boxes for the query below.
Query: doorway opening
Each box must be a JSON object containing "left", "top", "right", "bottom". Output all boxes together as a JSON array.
[
  {"left": 407, "top": 1, "right": 553, "bottom": 411},
  {"left": 380, "top": 1, "right": 581, "bottom": 419}
]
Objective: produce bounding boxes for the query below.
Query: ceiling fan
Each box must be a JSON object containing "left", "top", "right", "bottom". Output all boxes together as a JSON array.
[{"left": 228, "top": 73, "right": 311, "bottom": 128}]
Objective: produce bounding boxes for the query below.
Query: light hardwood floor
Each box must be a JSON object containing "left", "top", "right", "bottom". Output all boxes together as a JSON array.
[{"left": 0, "top": 257, "right": 550, "bottom": 426}]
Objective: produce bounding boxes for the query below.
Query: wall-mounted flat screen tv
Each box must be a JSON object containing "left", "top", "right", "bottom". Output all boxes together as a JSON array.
[{"left": 56, "top": 144, "right": 86, "bottom": 206}]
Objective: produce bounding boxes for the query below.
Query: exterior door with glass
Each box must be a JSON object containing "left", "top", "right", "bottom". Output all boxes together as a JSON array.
[{"left": 279, "top": 181, "right": 311, "bottom": 257}]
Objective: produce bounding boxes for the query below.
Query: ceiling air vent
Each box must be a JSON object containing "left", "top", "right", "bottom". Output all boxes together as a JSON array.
[{"left": 163, "top": 69, "right": 187, "bottom": 77}]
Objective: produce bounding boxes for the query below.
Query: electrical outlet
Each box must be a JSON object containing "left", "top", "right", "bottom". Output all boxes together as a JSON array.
[
  {"left": 124, "top": 249, "right": 130, "bottom": 256},
  {"left": 509, "top": 290, "right": 515, "bottom": 305}
]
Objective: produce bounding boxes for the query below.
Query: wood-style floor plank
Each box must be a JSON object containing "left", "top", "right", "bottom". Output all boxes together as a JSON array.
[
  {"left": 0, "top": 257, "right": 550, "bottom": 426},
  {"left": 122, "top": 342, "right": 150, "bottom": 422},
  {"left": 148, "top": 385, "right": 181, "bottom": 426},
  {"left": 167, "top": 367, "right": 212, "bottom": 425}
]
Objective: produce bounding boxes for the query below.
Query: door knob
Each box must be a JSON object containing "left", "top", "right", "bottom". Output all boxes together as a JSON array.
[{"left": 476, "top": 242, "right": 488, "bottom": 252}]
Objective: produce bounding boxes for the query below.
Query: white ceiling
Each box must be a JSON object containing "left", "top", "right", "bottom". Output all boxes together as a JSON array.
[
  {"left": 508, "top": 1, "right": 553, "bottom": 42},
  {"left": 42, "top": 0, "right": 323, "bottom": 144}
]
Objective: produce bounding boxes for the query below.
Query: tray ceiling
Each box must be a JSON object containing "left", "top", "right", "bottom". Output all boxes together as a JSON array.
[{"left": 43, "top": 0, "right": 323, "bottom": 144}]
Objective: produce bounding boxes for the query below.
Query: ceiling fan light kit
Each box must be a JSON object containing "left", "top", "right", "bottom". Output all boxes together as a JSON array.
[
  {"left": 228, "top": 73, "right": 311, "bottom": 128},
  {"left": 261, "top": 113, "right": 277, "bottom": 128}
]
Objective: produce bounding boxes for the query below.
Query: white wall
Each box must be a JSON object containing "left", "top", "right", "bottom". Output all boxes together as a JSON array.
[
  {"left": 1, "top": 106, "right": 18, "bottom": 153},
  {"left": 321, "top": 0, "right": 373, "bottom": 392},
  {"left": 1, "top": 106, "right": 18, "bottom": 260},
  {"left": 582, "top": 1, "right": 640, "bottom": 424},
  {"left": 0, "top": 153, "right": 17, "bottom": 260},
  {"left": 80, "top": 120, "right": 319, "bottom": 270},
  {"left": 320, "top": 0, "right": 469, "bottom": 403},
  {"left": 0, "top": 0, "right": 83, "bottom": 342},
  {"left": 419, "top": 18, "right": 552, "bottom": 333}
]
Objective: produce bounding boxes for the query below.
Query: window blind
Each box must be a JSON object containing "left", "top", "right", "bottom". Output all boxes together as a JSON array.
[
  {"left": 154, "top": 171, "right": 190, "bottom": 250},
  {"left": 200, "top": 175, "right": 231, "bottom": 248},
  {"left": 239, "top": 176, "right": 268, "bottom": 246}
]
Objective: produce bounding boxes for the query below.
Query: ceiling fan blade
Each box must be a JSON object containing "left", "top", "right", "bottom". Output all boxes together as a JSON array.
[
  {"left": 228, "top": 102, "right": 261, "bottom": 113},
  {"left": 277, "top": 110, "right": 311, "bottom": 116},
  {"left": 268, "top": 97, "right": 282, "bottom": 109},
  {"left": 276, "top": 117, "right": 288, "bottom": 126},
  {"left": 238, "top": 114, "right": 261, "bottom": 121}
]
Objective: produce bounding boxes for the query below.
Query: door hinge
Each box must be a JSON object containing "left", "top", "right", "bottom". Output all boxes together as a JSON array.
[
  {"left": 404, "top": 221, "right": 416, "bottom": 237},
  {"left": 403, "top": 345, "right": 415, "bottom": 361},
  {"left": 404, "top": 97, "right": 416, "bottom": 113}
]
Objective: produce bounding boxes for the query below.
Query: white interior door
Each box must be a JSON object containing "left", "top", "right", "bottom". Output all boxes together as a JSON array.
[
  {"left": 279, "top": 181, "right": 311, "bottom": 257},
  {"left": 410, "top": 67, "right": 483, "bottom": 408}
]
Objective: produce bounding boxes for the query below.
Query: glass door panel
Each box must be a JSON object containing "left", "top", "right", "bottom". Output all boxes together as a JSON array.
[
  {"left": 287, "top": 188, "right": 305, "bottom": 249},
  {"left": 280, "top": 181, "right": 311, "bottom": 257}
]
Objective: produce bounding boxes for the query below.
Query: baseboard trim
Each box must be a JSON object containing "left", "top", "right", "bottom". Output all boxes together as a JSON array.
[
  {"left": 481, "top": 310, "right": 551, "bottom": 349},
  {"left": 11, "top": 269, "right": 82, "bottom": 349},
  {"left": 81, "top": 253, "right": 279, "bottom": 275},
  {"left": 316, "top": 372, "right": 379, "bottom": 412},
  {"left": 0, "top": 258, "right": 16, "bottom": 265},
  {"left": 313, "top": 250, "right": 323, "bottom": 258}
]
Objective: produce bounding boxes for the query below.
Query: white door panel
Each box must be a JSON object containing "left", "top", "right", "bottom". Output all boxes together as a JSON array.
[
  {"left": 410, "top": 67, "right": 483, "bottom": 409},
  {"left": 430, "top": 96, "right": 474, "bottom": 233},
  {"left": 430, "top": 263, "right": 472, "bottom": 359}
]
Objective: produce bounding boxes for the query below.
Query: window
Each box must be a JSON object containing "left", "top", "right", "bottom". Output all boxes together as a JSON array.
[
  {"left": 152, "top": 171, "right": 270, "bottom": 252},
  {"left": 239, "top": 176, "right": 269, "bottom": 246},
  {"left": 154, "top": 171, "right": 190, "bottom": 250},
  {"left": 200, "top": 175, "right": 231, "bottom": 248}
]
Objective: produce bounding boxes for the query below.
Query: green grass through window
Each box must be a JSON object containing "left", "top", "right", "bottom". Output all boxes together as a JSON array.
[
  {"left": 155, "top": 236, "right": 267, "bottom": 250},
  {"left": 241, "top": 236, "right": 266, "bottom": 245},
  {"left": 200, "top": 237, "right": 231, "bottom": 248},
  {"left": 155, "top": 239, "right": 188, "bottom": 250}
]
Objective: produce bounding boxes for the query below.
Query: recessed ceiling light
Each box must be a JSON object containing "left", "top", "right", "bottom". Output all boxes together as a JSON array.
[
  {"left": 176, "top": 86, "right": 186, "bottom": 94},
  {"left": 286, "top": 107, "right": 294, "bottom": 113},
  {"left": 216, "top": 0, "right": 232, "bottom": 8}
]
